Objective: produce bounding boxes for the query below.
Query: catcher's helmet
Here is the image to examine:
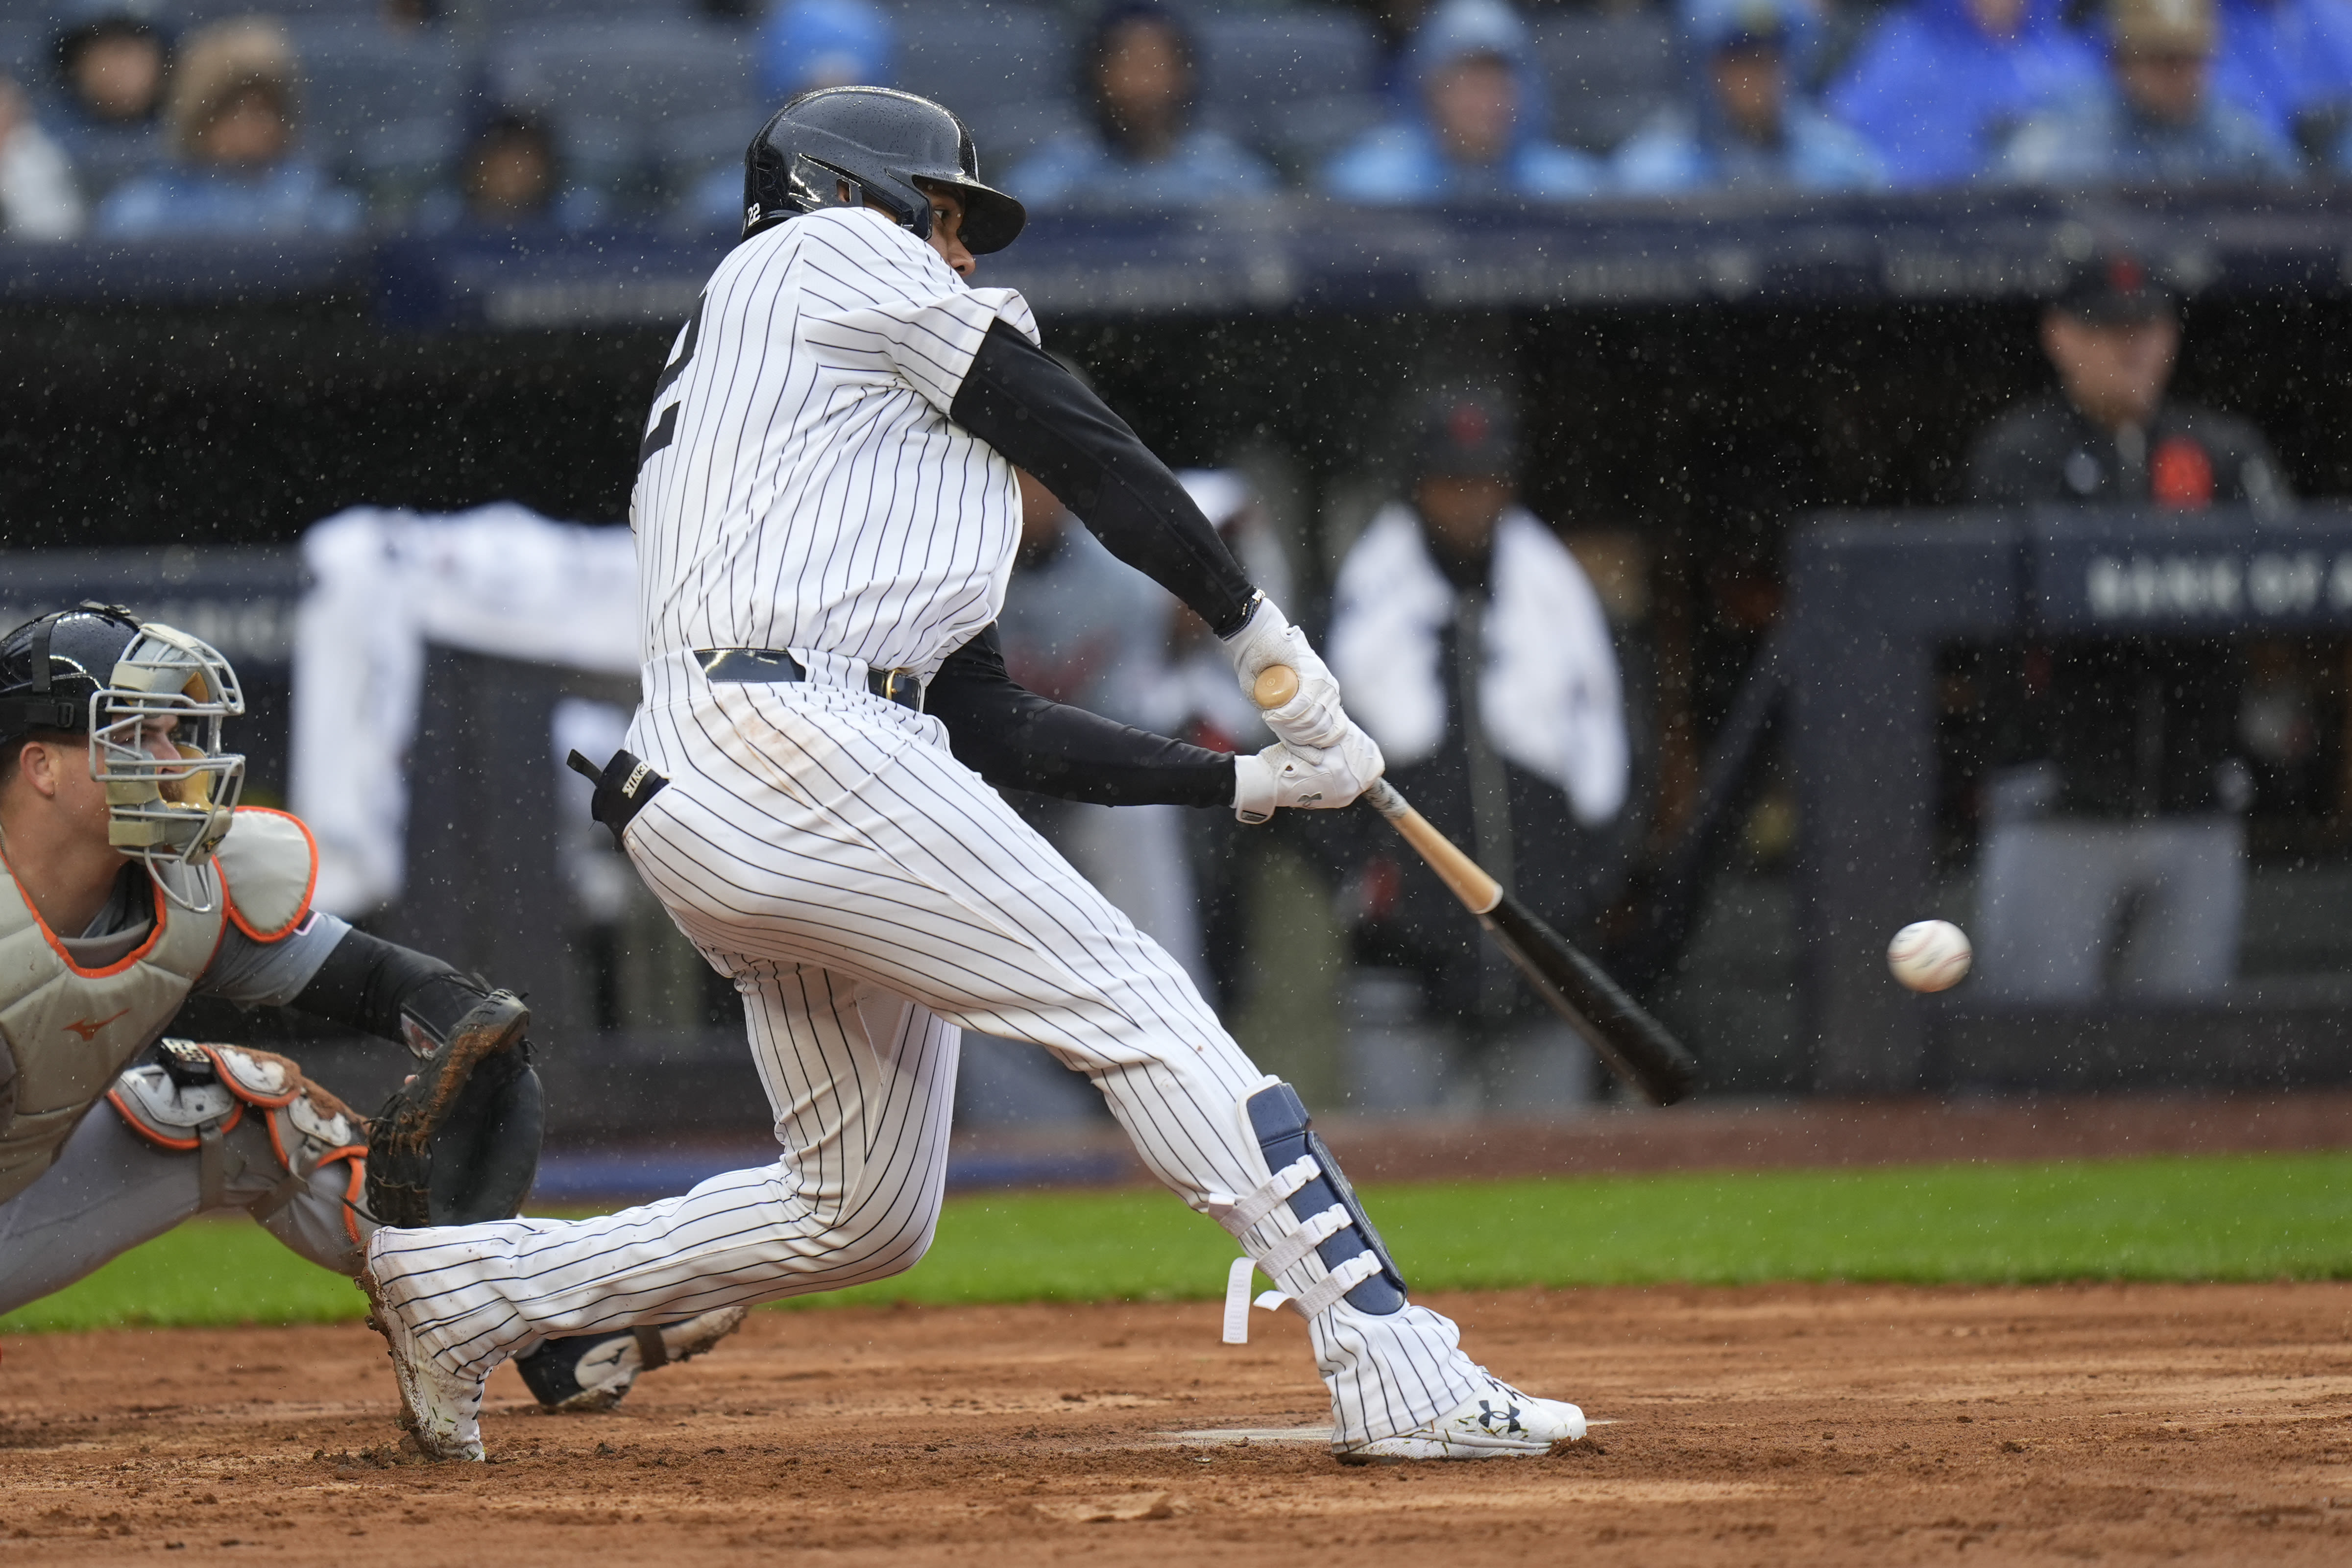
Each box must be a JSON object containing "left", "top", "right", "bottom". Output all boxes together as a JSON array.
[
  {"left": 0, "top": 601, "right": 146, "bottom": 743},
  {"left": 0, "top": 601, "right": 246, "bottom": 886},
  {"left": 743, "top": 85, "right": 1026, "bottom": 253}
]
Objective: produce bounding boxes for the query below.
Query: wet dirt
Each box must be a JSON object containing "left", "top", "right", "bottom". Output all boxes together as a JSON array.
[{"left": 6, "top": 1282, "right": 2352, "bottom": 1565}]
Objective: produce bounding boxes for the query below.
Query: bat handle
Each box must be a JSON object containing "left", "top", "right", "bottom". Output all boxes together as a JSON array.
[
  {"left": 1255, "top": 667, "right": 1502, "bottom": 917},
  {"left": 1252, "top": 665, "right": 1300, "bottom": 709}
]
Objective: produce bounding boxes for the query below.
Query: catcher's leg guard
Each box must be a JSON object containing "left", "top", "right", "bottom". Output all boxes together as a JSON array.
[
  {"left": 1212, "top": 1079, "right": 1406, "bottom": 1340},
  {"left": 107, "top": 1040, "right": 372, "bottom": 1264}
]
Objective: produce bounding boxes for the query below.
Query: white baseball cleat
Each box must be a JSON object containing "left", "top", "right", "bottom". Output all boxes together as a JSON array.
[
  {"left": 1334, "top": 1378, "right": 1588, "bottom": 1463},
  {"left": 357, "top": 1257, "right": 486, "bottom": 1463},
  {"left": 514, "top": 1304, "right": 753, "bottom": 1413}
]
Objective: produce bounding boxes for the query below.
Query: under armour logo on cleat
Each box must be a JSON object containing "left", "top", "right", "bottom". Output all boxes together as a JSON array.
[
  {"left": 1476, "top": 1399, "right": 1525, "bottom": 1435},
  {"left": 63, "top": 1008, "right": 131, "bottom": 1041}
]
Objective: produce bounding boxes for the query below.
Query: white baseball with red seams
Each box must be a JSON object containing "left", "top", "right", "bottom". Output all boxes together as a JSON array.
[{"left": 1888, "top": 920, "right": 1973, "bottom": 992}]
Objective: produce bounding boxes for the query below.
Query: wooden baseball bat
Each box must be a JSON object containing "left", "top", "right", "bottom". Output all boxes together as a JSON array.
[{"left": 1254, "top": 665, "right": 1699, "bottom": 1107}]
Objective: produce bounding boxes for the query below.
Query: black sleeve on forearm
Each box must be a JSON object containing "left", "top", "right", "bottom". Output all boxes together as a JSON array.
[
  {"left": 291, "top": 928, "right": 488, "bottom": 1048},
  {"left": 949, "top": 319, "right": 1259, "bottom": 637},
  {"left": 927, "top": 624, "right": 1236, "bottom": 808}
]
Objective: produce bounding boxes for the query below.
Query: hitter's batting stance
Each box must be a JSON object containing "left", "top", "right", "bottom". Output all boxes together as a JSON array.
[
  {"left": 0, "top": 604, "right": 741, "bottom": 1414},
  {"left": 358, "top": 86, "right": 1589, "bottom": 1464}
]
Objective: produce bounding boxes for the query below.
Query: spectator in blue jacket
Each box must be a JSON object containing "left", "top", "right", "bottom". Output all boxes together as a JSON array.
[
  {"left": 1007, "top": 2, "right": 1275, "bottom": 212},
  {"left": 682, "top": 0, "right": 897, "bottom": 228},
  {"left": 43, "top": 0, "right": 174, "bottom": 201},
  {"left": 2209, "top": 0, "right": 2352, "bottom": 149},
  {"left": 755, "top": 0, "right": 894, "bottom": 103},
  {"left": 94, "top": 19, "right": 363, "bottom": 239},
  {"left": 2000, "top": 0, "right": 2300, "bottom": 182},
  {"left": 415, "top": 108, "right": 607, "bottom": 236},
  {"left": 1614, "top": 0, "right": 1887, "bottom": 194},
  {"left": 1829, "top": 0, "right": 2103, "bottom": 187},
  {"left": 1322, "top": 0, "right": 1601, "bottom": 203}
]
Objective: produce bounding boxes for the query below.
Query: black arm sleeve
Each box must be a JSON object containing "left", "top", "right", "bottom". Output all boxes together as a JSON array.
[
  {"left": 927, "top": 624, "right": 1237, "bottom": 808},
  {"left": 949, "top": 319, "right": 1260, "bottom": 637},
  {"left": 291, "top": 928, "right": 490, "bottom": 1048}
]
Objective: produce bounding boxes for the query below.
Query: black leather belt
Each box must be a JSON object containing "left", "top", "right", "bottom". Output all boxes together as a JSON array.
[{"left": 695, "top": 648, "right": 923, "bottom": 711}]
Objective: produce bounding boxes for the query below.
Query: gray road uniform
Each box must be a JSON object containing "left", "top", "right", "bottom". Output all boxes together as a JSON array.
[
  {"left": 0, "top": 600, "right": 733, "bottom": 1413},
  {"left": 0, "top": 809, "right": 367, "bottom": 1312}
]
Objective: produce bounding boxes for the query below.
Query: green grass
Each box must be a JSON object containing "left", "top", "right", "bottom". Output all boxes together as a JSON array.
[{"left": 9, "top": 1150, "right": 2352, "bottom": 1335}]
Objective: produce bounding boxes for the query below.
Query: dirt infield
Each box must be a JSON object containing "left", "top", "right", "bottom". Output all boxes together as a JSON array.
[{"left": 7, "top": 1283, "right": 2352, "bottom": 1566}]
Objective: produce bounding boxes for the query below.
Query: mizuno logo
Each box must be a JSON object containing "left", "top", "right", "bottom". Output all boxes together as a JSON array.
[{"left": 64, "top": 1009, "right": 131, "bottom": 1041}]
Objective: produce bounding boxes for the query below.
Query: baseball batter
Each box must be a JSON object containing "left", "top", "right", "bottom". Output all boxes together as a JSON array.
[
  {"left": 0, "top": 604, "right": 738, "bottom": 1413},
  {"left": 358, "top": 87, "right": 1589, "bottom": 1465}
]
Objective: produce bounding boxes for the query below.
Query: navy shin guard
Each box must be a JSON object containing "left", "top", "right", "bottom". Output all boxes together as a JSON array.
[{"left": 1245, "top": 1081, "right": 1406, "bottom": 1315}]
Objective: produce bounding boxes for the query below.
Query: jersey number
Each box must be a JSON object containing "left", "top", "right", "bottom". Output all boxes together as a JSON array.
[{"left": 638, "top": 295, "right": 705, "bottom": 469}]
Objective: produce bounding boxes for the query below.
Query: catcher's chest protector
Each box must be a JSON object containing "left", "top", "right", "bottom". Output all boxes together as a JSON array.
[{"left": 0, "top": 808, "right": 317, "bottom": 1205}]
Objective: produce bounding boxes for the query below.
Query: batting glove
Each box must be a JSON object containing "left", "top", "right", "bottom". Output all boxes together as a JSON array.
[
  {"left": 1222, "top": 596, "right": 1349, "bottom": 755},
  {"left": 1232, "top": 723, "right": 1385, "bottom": 824}
]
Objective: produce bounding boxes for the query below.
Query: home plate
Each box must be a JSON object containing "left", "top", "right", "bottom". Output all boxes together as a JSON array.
[
  {"left": 1162, "top": 1421, "right": 1616, "bottom": 1445},
  {"left": 1163, "top": 1425, "right": 1335, "bottom": 1444}
]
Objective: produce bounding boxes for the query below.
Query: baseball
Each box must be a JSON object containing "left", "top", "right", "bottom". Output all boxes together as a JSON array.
[{"left": 1888, "top": 920, "right": 1972, "bottom": 992}]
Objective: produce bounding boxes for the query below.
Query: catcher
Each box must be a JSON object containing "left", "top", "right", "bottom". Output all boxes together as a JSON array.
[{"left": 0, "top": 603, "right": 741, "bottom": 1413}]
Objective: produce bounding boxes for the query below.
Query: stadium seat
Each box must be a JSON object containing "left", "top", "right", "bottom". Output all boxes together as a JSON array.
[
  {"left": 289, "top": 24, "right": 466, "bottom": 203},
  {"left": 0, "top": 20, "right": 36, "bottom": 85},
  {"left": 1194, "top": 5, "right": 1382, "bottom": 170},
  {"left": 488, "top": 21, "right": 753, "bottom": 205},
  {"left": 657, "top": 105, "right": 759, "bottom": 197},
  {"left": 477, "top": 0, "right": 699, "bottom": 28},
  {"left": 1529, "top": 11, "right": 1679, "bottom": 154},
  {"left": 891, "top": 2, "right": 1070, "bottom": 124},
  {"left": 964, "top": 96, "right": 1087, "bottom": 175},
  {"left": 173, "top": 0, "right": 379, "bottom": 21}
]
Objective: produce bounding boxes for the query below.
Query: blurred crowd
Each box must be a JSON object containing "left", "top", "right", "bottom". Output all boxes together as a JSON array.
[{"left": 3, "top": 0, "right": 2349, "bottom": 241}]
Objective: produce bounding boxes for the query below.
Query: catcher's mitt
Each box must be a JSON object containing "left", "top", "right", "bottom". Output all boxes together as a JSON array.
[{"left": 365, "top": 990, "right": 545, "bottom": 1228}]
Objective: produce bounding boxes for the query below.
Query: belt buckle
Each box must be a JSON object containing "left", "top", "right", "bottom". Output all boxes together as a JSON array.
[{"left": 877, "top": 667, "right": 920, "bottom": 710}]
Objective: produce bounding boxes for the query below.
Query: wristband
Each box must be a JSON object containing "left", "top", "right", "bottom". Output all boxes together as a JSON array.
[{"left": 1232, "top": 751, "right": 1278, "bottom": 824}]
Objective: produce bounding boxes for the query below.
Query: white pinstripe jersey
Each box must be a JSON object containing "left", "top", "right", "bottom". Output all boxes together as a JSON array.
[{"left": 628, "top": 206, "right": 1042, "bottom": 690}]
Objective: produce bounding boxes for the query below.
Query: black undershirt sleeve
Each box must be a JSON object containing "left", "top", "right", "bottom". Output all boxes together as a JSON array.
[
  {"left": 291, "top": 928, "right": 489, "bottom": 1048},
  {"left": 926, "top": 624, "right": 1236, "bottom": 808},
  {"left": 949, "top": 319, "right": 1260, "bottom": 638}
]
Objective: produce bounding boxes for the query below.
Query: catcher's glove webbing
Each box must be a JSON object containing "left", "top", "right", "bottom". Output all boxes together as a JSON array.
[{"left": 365, "top": 989, "right": 544, "bottom": 1228}]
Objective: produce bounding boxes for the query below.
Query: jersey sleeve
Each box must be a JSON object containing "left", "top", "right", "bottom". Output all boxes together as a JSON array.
[
  {"left": 949, "top": 319, "right": 1261, "bottom": 637},
  {"left": 927, "top": 624, "right": 1236, "bottom": 808},
  {"left": 797, "top": 209, "right": 1042, "bottom": 416}
]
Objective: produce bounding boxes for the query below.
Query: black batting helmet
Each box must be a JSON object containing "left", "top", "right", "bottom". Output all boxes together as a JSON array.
[
  {"left": 742, "top": 85, "right": 1026, "bottom": 253},
  {"left": 0, "top": 602, "right": 145, "bottom": 744}
]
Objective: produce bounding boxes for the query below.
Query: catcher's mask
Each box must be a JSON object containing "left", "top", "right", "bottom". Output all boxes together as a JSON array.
[{"left": 0, "top": 603, "right": 246, "bottom": 906}]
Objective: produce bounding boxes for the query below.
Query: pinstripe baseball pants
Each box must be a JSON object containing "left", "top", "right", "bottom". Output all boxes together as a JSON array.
[{"left": 370, "top": 657, "right": 1485, "bottom": 1443}]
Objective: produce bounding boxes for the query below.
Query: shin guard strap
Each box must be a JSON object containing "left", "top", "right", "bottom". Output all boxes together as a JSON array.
[
  {"left": 1261, "top": 1254, "right": 1383, "bottom": 1323},
  {"left": 1259, "top": 1204, "right": 1350, "bottom": 1279},
  {"left": 1209, "top": 1155, "right": 1318, "bottom": 1239}
]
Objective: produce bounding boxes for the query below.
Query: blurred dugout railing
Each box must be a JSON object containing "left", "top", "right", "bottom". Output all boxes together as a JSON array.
[{"left": 1787, "top": 504, "right": 2352, "bottom": 1095}]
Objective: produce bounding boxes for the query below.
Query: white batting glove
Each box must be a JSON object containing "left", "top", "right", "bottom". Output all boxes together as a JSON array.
[
  {"left": 1231, "top": 723, "right": 1385, "bottom": 824},
  {"left": 1222, "top": 596, "right": 1349, "bottom": 755}
]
